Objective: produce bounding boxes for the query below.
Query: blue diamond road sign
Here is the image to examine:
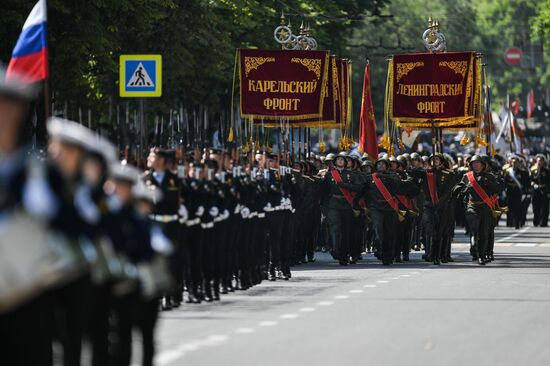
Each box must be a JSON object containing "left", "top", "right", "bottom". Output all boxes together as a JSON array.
[{"left": 119, "top": 54, "right": 162, "bottom": 97}]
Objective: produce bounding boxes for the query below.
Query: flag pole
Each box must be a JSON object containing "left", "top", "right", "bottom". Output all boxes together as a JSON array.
[{"left": 42, "top": 0, "right": 51, "bottom": 145}]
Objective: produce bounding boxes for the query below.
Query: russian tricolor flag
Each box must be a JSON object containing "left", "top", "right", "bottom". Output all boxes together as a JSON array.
[{"left": 7, "top": 0, "right": 48, "bottom": 83}]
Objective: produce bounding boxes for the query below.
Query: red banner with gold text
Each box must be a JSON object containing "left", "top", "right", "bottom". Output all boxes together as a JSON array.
[
  {"left": 239, "top": 49, "right": 329, "bottom": 121},
  {"left": 390, "top": 52, "right": 481, "bottom": 129}
]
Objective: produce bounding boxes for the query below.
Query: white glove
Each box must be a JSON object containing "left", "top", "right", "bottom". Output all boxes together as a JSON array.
[
  {"left": 209, "top": 206, "right": 219, "bottom": 217},
  {"left": 178, "top": 204, "right": 189, "bottom": 222},
  {"left": 150, "top": 226, "right": 173, "bottom": 255},
  {"left": 240, "top": 207, "right": 250, "bottom": 219},
  {"left": 196, "top": 205, "right": 205, "bottom": 217}
]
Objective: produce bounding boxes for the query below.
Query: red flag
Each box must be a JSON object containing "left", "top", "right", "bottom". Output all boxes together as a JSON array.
[
  {"left": 511, "top": 97, "right": 520, "bottom": 115},
  {"left": 527, "top": 89, "right": 535, "bottom": 119},
  {"left": 358, "top": 63, "right": 378, "bottom": 158}
]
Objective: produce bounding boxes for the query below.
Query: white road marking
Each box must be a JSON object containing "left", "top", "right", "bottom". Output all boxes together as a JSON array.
[
  {"left": 400, "top": 274, "right": 411, "bottom": 277},
  {"left": 317, "top": 301, "right": 334, "bottom": 306},
  {"left": 258, "top": 321, "right": 278, "bottom": 327},
  {"left": 516, "top": 243, "right": 536, "bottom": 247},
  {"left": 495, "top": 243, "right": 512, "bottom": 247},
  {"left": 156, "top": 335, "right": 229, "bottom": 365},
  {"left": 334, "top": 295, "right": 349, "bottom": 299},
  {"left": 349, "top": 289, "right": 363, "bottom": 293},
  {"left": 280, "top": 313, "right": 299, "bottom": 319},
  {"left": 157, "top": 349, "right": 184, "bottom": 365},
  {"left": 234, "top": 328, "right": 255, "bottom": 334},
  {"left": 410, "top": 272, "right": 420, "bottom": 274},
  {"left": 363, "top": 284, "right": 377, "bottom": 288},
  {"left": 496, "top": 226, "right": 529, "bottom": 243},
  {"left": 299, "top": 307, "right": 316, "bottom": 312},
  {"left": 541, "top": 244, "right": 550, "bottom": 248},
  {"left": 204, "top": 335, "right": 229, "bottom": 346},
  {"left": 377, "top": 280, "right": 389, "bottom": 283}
]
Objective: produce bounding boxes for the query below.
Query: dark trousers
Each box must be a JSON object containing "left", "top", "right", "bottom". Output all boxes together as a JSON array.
[
  {"left": 164, "top": 222, "right": 182, "bottom": 302},
  {"left": 187, "top": 225, "right": 203, "bottom": 296},
  {"left": 201, "top": 227, "right": 216, "bottom": 295},
  {"left": 371, "top": 209, "right": 398, "bottom": 264},
  {"left": 268, "top": 211, "right": 284, "bottom": 273},
  {"left": 506, "top": 188, "right": 522, "bottom": 228},
  {"left": 466, "top": 206, "right": 492, "bottom": 259},
  {"left": 395, "top": 217, "right": 412, "bottom": 259},
  {"left": 326, "top": 207, "right": 353, "bottom": 262},
  {"left": 350, "top": 215, "right": 364, "bottom": 260},
  {"left": 88, "top": 283, "right": 112, "bottom": 366},
  {"left": 111, "top": 291, "right": 138, "bottom": 366},
  {"left": 0, "top": 294, "right": 54, "bottom": 366},
  {"left": 54, "top": 274, "right": 91, "bottom": 366},
  {"left": 422, "top": 205, "right": 444, "bottom": 261},
  {"left": 533, "top": 189, "right": 549, "bottom": 226},
  {"left": 133, "top": 297, "right": 159, "bottom": 366},
  {"left": 281, "top": 211, "right": 294, "bottom": 275}
]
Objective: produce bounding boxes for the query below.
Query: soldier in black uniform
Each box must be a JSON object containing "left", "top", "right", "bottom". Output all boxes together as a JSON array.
[
  {"left": 453, "top": 155, "right": 503, "bottom": 265},
  {"left": 0, "top": 67, "right": 59, "bottom": 366},
  {"left": 143, "top": 148, "right": 181, "bottom": 309},
  {"left": 411, "top": 153, "right": 454, "bottom": 265},
  {"left": 530, "top": 154, "right": 550, "bottom": 227},
  {"left": 394, "top": 155, "right": 420, "bottom": 262},
  {"left": 409, "top": 153, "right": 425, "bottom": 252},
  {"left": 320, "top": 154, "right": 355, "bottom": 265},
  {"left": 349, "top": 157, "right": 407, "bottom": 265},
  {"left": 504, "top": 156, "right": 529, "bottom": 229}
]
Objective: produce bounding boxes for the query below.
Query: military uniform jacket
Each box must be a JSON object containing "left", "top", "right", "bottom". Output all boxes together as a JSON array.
[
  {"left": 320, "top": 167, "right": 354, "bottom": 210},
  {"left": 360, "top": 171, "right": 405, "bottom": 212},
  {"left": 143, "top": 170, "right": 181, "bottom": 216},
  {"left": 453, "top": 170, "right": 502, "bottom": 211},
  {"left": 504, "top": 167, "right": 530, "bottom": 195},
  {"left": 410, "top": 168, "right": 454, "bottom": 209},
  {"left": 530, "top": 165, "right": 550, "bottom": 194}
]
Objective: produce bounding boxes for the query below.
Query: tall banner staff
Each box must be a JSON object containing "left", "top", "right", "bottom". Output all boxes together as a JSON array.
[{"left": 6, "top": 0, "right": 50, "bottom": 144}]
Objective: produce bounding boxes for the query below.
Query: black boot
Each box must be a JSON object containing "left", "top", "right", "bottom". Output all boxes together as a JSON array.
[{"left": 204, "top": 282, "right": 214, "bottom": 302}]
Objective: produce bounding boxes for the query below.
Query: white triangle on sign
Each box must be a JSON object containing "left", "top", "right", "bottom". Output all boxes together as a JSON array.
[{"left": 127, "top": 62, "right": 154, "bottom": 87}]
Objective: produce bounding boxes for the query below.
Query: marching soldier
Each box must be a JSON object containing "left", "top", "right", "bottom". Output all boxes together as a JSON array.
[
  {"left": 143, "top": 148, "right": 181, "bottom": 309},
  {"left": 453, "top": 155, "right": 503, "bottom": 265},
  {"left": 411, "top": 153, "right": 454, "bottom": 265},
  {"left": 395, "top": 155, "right": 420, "bottom": 262},
  {"left": 0, "top": 68, "right": 59, "bottom": 366},
  {"left": 349, "top": 157, "right": 407, "bottom": 265},
  {"left": 320, "top": 154, "right": 355, "bottom": 265},
  {"left": 504, "top": 155, "right": 529, "bottom": 229},
  {"left": 531, "top": 154, "right": 550, "bottom": 227}
]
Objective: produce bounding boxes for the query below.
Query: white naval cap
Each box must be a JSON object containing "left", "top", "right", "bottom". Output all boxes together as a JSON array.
[
  {"left": 109, "top": 162, "right": 140, "bottom": 184},
  {"left": 47, "top": 117, "right": 96, "bottom": 149}
]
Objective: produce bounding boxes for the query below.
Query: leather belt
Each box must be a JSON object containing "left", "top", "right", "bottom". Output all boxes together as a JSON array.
[{"left": 149, "top": 214, "right": 179, "bottom": 223}]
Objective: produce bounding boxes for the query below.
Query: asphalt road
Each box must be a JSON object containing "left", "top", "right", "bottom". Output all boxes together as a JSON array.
[{"left": 144, "top": 223, "right": 550, "bottom": 366}]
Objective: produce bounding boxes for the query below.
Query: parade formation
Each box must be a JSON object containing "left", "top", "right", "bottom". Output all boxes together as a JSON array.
[{"left": 1, "top": 0, "right": 550, "bottom": 365}]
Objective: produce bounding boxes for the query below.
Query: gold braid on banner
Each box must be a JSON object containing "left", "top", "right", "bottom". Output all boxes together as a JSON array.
[
  {"left": 391, "top": 53, "right": 483, "bottom": 131},
  {"left": 240, "top": 52, "right": 329, "bottom": 121},
  {"left": 380, "top": 58, "right": 393, "bottom": 151}
]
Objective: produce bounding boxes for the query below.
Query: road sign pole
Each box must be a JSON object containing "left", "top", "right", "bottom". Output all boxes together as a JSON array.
[{"left": 139, "top": 98, "right": 145, "bottom": 162}]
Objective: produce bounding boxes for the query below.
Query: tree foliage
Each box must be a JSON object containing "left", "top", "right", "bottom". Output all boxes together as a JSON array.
[{"left": 0, "top": 0, "right": 547, "bottom": 140}]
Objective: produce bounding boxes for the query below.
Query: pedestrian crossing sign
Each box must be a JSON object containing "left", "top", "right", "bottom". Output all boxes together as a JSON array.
[{"left": 119, "top": 54, "right": 162, "bottom": 97}]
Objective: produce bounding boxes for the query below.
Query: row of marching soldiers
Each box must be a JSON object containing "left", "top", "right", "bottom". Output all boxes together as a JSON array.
[
  {"left": 319, "top": 150, "right": 507, "bottom": 267},
  {"left": 0, "top": 68, "right": 318, "bottom": 366},
  {"left": 0, "top": 68, "right": 173, "bottom": 366}
]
